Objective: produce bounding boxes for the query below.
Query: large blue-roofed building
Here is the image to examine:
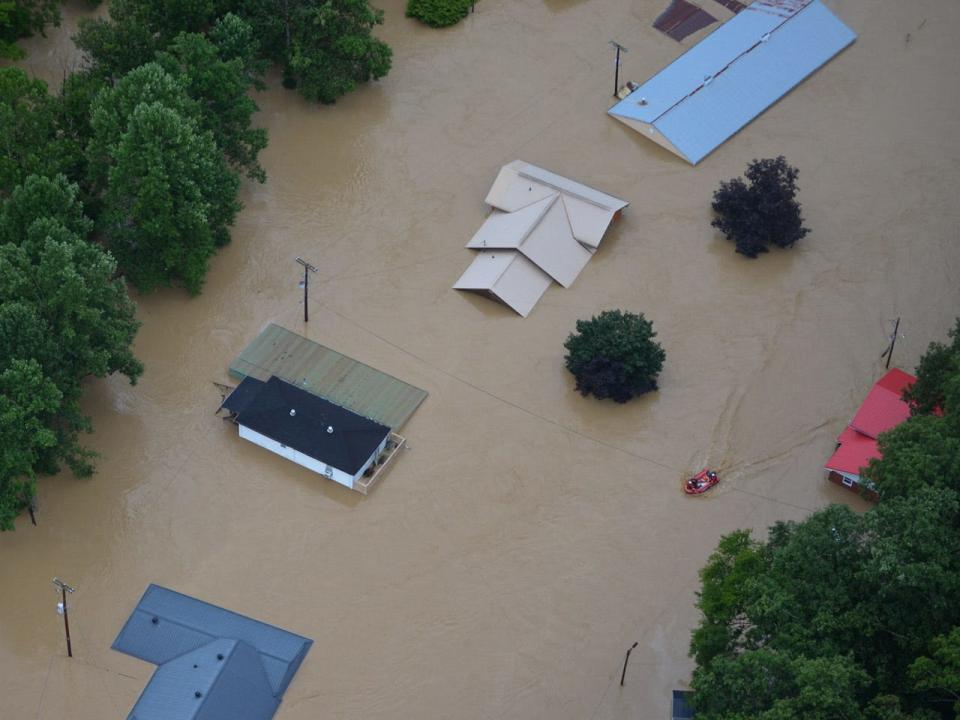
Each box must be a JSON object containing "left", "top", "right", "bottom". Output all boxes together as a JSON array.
[
  {"left": 112, "top": 584, "right": 313, "bottom": 720},
  {"left": 608, "top": 0, "right": 856, "bottom": 164}
]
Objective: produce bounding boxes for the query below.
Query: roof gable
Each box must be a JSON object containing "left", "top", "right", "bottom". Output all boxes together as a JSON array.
[
  {"left": 849, "top": 369, "right": 914, "bottom": 439},
  {"left": 235, "top": 376, "right": 391, "bottom": 475},
  {"left": 115, "top": 586, "right": 312, "bottom": 720},
  {"left": 609, "top": 0, "right": 857, "bottom": 164}
]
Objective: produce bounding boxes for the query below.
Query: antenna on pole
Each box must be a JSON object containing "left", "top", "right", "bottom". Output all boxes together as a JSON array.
[
  {"left": 295, "top": 257, "right": 319, "bottom": 323},
  {"left": 609, "top": 40, "right": 628, "bottom": 98},
  {"left": 52, "top": 578, "right": 75, "bottom": 658}
]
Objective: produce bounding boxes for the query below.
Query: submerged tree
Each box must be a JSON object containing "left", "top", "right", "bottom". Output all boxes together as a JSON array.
[
  {"left": 406, "top": 0, "right": 472, "bottom": 28},
  {"left": 711, "top": 156, "right": 809, "bottom": 258},
  {"left": 0, "top": 0, "right": 60, "bottom": 59},
  {"left": 0, "top": 175, "right": 142, "bottom": 528},
  {"left": 564, "top": 310, "right": 665, "bottom": 403}
]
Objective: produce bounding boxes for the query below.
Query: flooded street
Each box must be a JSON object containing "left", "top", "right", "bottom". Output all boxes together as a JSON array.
[{"left": 2, "top": 0, "right": 960, "bottom": 717}]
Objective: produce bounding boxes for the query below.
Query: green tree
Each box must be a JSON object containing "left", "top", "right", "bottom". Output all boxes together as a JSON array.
[
  {"left": 711, "top": 156, "right": 810, "bottom": 259},
  {"left": 0, "top": 68, "right": 84, "bottom": 196},
  {"left": 909, "top": 627, "right": 960, "bottom": 714},
  {"left": 0, "top": 359, "right": 60, "bottom": 529},
  {"left": 74, "top": 0, "right": 161, "bottom": 82},
  {"left": 0, "top": 0, "right": 60, "bottom": 59},
  {"left": 903, "top": 318, "right": 960, "bottom": 416},
  {"left": 156, "top": 27, "right": 268, "bottom": 181},
  {"left": 563, "top": 309, "right": 665, "bottom": 402},
  {"left": 406, "top": 0, "right": 472, "bottom": 28},
  {"left": 689, "top": 489, "right": 960, "bottom": 718},
  {"left": 0, "top": 175, "right": 142, "bottom": 527},
  {"left": 99, "top": 101, "right": 240, "bottom": 293}
]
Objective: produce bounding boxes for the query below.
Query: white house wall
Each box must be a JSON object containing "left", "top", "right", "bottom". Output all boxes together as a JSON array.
[{"left": 239, "top": 425, "right": 386, "bottom": 490}]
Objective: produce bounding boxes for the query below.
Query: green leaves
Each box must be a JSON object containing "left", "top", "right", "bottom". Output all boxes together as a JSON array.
[
  {"left": 563, "top": 309, "right": 665, "bottom": 402},
  {"left": 0, "top": 175, "right": 142, "bottom": 528},
  {"left": 406, "top": 0, "right": 472, "bottom": 28}
]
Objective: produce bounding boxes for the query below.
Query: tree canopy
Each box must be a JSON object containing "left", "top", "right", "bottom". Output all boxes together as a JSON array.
[
  {"left": 76, "top": 0, "right": 392, "bottom": 104},
  {"left": 406, "top": 0, "right": 472, "bottom": 28},
  {"left": 0, "top": 175, "right": 141, "bottom": 529},
  {"left": 690, "top": 490, "right": 960, "bottom": 719},
  {"left": 0, "top": 0, "right": 60, "bottom": 59},
  {"left": 711, "top": 156, "right": 810, "bottom": 259},
  {"left": 563, "top": 309, "right": 665, "bottom": 403},
  {"left": 866, "top": 318, "right": 960, "bottom": 501}
]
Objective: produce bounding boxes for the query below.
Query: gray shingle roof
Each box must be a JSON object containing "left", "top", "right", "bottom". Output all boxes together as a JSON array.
[{"left": 113, "top": 585, "right": 312, "bottom": 720}]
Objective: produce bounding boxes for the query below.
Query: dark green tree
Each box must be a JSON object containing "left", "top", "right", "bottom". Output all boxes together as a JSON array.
[
  {"left": 0, "top": 0, "right": 60, "bottom": 59},
  {"left": 563, "top": 309, "right": 665, "bottom": 403},
  {"left": 711, "top": 156, "right": 810, "bottom": 259},
  {"left": 98, "top": 101, "right": 240, "bottom": 293},
  {"left": 284, "top": 0, "right": 392, "bottom": 103},
  {"left": 0, "top": 359, "right": 60, "bottom": 529},
  {"left": 688, "top": 489, "right": 960, "bottom": 719},
  {"left": 909, "top": 627, "right": 960, "bottom": 714},
  {"left": 0, "top": 68, "right": 84, "bottom": 196},
  {"left": 406, "top": 0, "right": 472, "bottom": 28},
  {"left": 0, "top": 175, "right": 142, "bottom": 528},
  {"left": 903, "top": 318, "right": 960, "bottom": 416},
  {"left": 156, "top": 27, "right": 268, "bottom": 181}
]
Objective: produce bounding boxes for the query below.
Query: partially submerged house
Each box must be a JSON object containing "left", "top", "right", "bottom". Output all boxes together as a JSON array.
[
  {"left": 112, "top": 584, "right": 312, "bottom": 720},
  {"left": 220, "top": 324, "right": 428, "bottom": 493},
  {"left": 824, "top": 368, "right": 915, "bottom": 499},
  {"left": 222, "top": 376, "right": 392, "bottom": 491},
  {"left": 608, "top": 0, "right": 857, "bottom": 164},
  {"left": 453, "top": 160, "right": 629, "bottom": 316}
]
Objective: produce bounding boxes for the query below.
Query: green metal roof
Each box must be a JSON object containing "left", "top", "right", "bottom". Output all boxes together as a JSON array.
[{"left": 229, "top": 324, "right": 427, "bottom": 431}]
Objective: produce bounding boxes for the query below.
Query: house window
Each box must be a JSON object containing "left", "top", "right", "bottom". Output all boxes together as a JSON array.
[
  {"left": 841, "top": 476, "right": 855, "bottom": 488},
  {"left": 324, "top": 466, "right": 333, "bottom": 478}
]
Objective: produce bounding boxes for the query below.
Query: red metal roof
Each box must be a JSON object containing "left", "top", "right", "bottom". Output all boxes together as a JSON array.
[
  {"left": 824, "top": 426, "right": 880, "bottom": 476},
  {"left": 824, "top": 368, "right": 915, "bottom": 476},
  {"left": 849, "top": 368, "right": 915, "bottom": 439}
]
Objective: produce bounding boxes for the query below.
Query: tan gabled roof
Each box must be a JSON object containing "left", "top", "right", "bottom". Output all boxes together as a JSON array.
[
  {"left": 453, "top": 251, "right": 552, "bottom": 318},
  {"left": 455, "top": 160, "right": 629, "bottom": 316}
]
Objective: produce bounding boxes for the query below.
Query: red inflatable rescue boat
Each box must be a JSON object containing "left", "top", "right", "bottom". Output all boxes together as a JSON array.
[{"left": 685, "top": 469, "right": 719, "bottom": 495}]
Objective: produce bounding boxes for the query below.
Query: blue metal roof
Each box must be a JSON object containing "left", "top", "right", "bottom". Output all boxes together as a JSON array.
[
  {"left": 672, "top": 690, "right": 696, "bottom": 719},
  {"left": 609, "top": 0, "right": 856, "bottom": 164},
  {"left": 113, "top": 585, "right": 312, "bottom": 720}
]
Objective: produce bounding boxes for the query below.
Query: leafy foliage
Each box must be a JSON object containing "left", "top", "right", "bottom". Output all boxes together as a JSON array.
[
  {"left": 866, "top": 318, "right": 960, "bottom": 500},
  {"left": 0, "top": 175, "right": 141, "bottom": 528},
  {"left": 406, "top": 0, "right": 472, "bottom": 28},
  {"left": 0, "top": 0, "right": 60, "bottom": 59},
  {"left": 98, "top": 100, "right": 240, "bottom": 294},
  {"left": 282, "top": 0, "right": 392, "bottom": 103},
  {"left": 77, "top": 0, "right": 391, "bottom": 104},
  {"left": 903, "top": 317, "right": 960, "bottom": 416},
  {"left": 909, "top": 627, "right": 960, "bottom": 714},
  {"left": 564, "top": 309, "right": 665, "bottom": 403},
  {"left": 689, "top": 488, "right": 960, "bottom": 719},
  {"left": 0, "top": 68, "right": 85, "bottom": 197},
  {"left": 711, "top": 156, "right": 810, "bottom": 258}
]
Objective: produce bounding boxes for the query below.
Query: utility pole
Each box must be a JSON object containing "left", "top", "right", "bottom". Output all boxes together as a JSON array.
[
  {"left": 295, "top": 257, "right": 318, "bottom": 323},
  {"left": 620, "top": 641, "right": 638, "bottom": 686},
  {"left": 52, "top": 578, "right": 75, "bottom": 658},
  {"left": 609, "top": 41, "right": 628, "bottom": 97},
  {"left": 881, "top": 317, "right": 902, "bottom": 370}
]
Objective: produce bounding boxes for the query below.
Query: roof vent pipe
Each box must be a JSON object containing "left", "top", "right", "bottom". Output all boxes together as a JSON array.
[
  {"left": 327, "top": 426, "right": 334, "bottom": 434},
  {"left": 290, "top": 409, "right": 296, "bottom": 417}
]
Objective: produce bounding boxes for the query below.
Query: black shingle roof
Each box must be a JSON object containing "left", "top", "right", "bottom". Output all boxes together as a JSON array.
[{"left": 234, "top": 376, "right": 390, "bottom": 475}]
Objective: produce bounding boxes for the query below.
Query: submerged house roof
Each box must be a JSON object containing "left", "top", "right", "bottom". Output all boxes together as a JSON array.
[
  {"left": 608, "top": 0, "right": 857, "bottom": 164},
  {"left": 824, "top": 368, "right": 915, "bottom": 479},
  {"left": 454, "top": 160, "right": 629, "bottom": 316},
  {"left": 229, "top": 324, "right": 427, "bottom": 431},
  {"left": 230, "top": 376, "right": 391, "bottom": 475},
  {"left": 113, "top": 584, "right": 312, "bottom": 720}
]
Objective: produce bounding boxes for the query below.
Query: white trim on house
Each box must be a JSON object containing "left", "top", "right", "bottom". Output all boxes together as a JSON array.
[{"left": 239, "top": 425, "right": 388, "bottom": 490}]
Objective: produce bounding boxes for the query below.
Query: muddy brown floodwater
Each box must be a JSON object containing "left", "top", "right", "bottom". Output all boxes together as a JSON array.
[{"left": 2, "top": 0, "right": 960, "bottom": 717}]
